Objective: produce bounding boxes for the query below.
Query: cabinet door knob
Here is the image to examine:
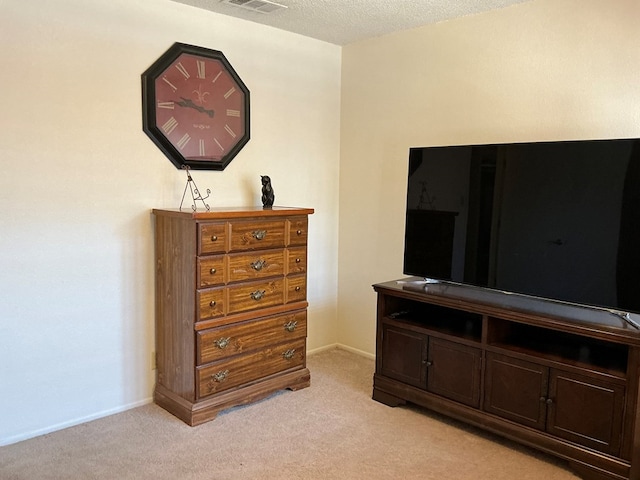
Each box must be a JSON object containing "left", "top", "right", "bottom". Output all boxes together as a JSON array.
[
  {"left": 209, "top": 267, "right": 217, "bottom": 274},
  {"left": 295, "top": 258, "right": 301, "bottom": 263},
  {"left": 295, "top": 286, "right": 301, "bottom": 292},
  {"left": 211, "top": 235, "right": 218, "bottom": 241},
  {"left": 546, "top": 398, "right": 554, "bottom": 405},
  {"left": 209, "top": 300, "right": 217, "bottom": 307},
  {"left": 424, "top": 361, "right": 433, "bottom": 367},
  {"left": 296, "top": 229, "right": 302, "bottom": 236}
]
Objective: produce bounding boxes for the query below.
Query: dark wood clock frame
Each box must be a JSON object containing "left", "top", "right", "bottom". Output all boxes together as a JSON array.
[{"left": 142, "top": 42, "right": 250, "bottom": 171}]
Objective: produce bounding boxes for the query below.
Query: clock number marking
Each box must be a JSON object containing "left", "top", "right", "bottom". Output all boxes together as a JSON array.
[
  {"left": 212, "top": 71, "right": 222, "bottom": 83},
  {"left": 162, "top": 76, "right": 178, "bottom": 92},
  {"left": 199, "top": 139, "right": 206, "bottom": 156},
  {"left": 223, "top": 87, "right": 236, "bottom": 100},
  {"left": 176, "top": 133, "right": 191, "bottom": 150},
  {"left": 226, "top": 109, "right": 240, "bottom": 117},
  {"left": 197, "top": 60, "right": 206, "bottom": 79},
  {"left": 157, "top": 101, "right": 174, "bottom": 109},
  {"left": 175, "top": 62, "right": 190, "bottom": 79},
  {"left": 162, "top": 117, "right": 178, "bottom": 135},
  {"left": 224, "top": 125, "right": 237, "bottom": 139},
  {"left": 214, "top": 138, "right": 224, "bottom": 152}
]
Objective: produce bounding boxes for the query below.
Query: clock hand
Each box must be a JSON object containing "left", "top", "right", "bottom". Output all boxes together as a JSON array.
[{"left": 176, "top": 97, "right": 215, "bottom": 118}]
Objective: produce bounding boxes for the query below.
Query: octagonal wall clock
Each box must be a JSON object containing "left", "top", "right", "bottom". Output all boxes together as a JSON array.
[{"left": 142, "top": 42, "right": 250, "bottom": 170}]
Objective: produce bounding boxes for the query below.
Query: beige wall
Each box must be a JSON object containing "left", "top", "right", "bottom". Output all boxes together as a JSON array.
[
  {"left": 0, "top": 0, "right": 341, "bottom": 445},
  {"left": 338, "top": 0, "right": 640, "bottom": 354}
]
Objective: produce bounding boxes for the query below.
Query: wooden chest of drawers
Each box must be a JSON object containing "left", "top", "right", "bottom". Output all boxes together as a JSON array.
[{"left": 152, "top": 206, "right": 314, "bottom": 426}]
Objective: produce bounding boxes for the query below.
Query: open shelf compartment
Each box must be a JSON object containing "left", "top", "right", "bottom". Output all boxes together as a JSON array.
[
  {"left": 486, "top": 317, "right": 628, "bottom": 377},
  {"left": 383, "top": 297, "right": 482, "bottom": 343}
]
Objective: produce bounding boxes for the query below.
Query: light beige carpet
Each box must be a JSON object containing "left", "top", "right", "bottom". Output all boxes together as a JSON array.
[{"left": 0, "top": 348, "right": 579, "bottom": 479}]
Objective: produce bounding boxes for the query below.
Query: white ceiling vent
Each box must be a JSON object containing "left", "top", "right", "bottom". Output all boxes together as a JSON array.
[{"left": 220, "top": 0, "right": 287, "bottom": 14}]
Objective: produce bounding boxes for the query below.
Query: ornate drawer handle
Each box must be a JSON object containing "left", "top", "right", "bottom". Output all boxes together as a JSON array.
[
  {"left": 214, "top": 337, "right": 230, "bottom": 349},
  {"left": 252, "top": 230, "right": 267, "bottom": 240},
  {"left": 210, "top": 267, "right": 217, "bottom": 274},
  {"left": 250, "top": 289, "right": 266, "bottom": 301},
  {"left": 251, "top": 259, "right": 266, "bottom": 271},
  {"left": 282, "top": 349, "right": 296, "bottom": 360},
  {"left": 209, "top": 300, "right": 217, "bottom": 307},
  {"left": 284, "top": 320, "right": 298, "bottom": 332},
  {"left": 211, "top": 370, "right": 229, "bottom": 382}
]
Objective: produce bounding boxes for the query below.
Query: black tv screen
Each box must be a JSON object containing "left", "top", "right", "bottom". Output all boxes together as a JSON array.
[{"left": 403, "top": 138, "right": 640, "bottom": 315}]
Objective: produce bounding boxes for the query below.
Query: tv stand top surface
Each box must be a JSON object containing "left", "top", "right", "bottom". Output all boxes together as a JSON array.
[{"left": 374, "top": 278, "right": 640, "bottom": 341}]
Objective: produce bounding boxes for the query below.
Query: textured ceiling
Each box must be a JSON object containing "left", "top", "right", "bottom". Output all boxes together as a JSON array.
[{"left": 169, "top": 0, "right": 532, "bottom": 45}]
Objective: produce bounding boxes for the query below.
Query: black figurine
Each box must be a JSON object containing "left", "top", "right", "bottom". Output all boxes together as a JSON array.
[{"left": 261, "top": 175, "right": 275, "bottom": 208}]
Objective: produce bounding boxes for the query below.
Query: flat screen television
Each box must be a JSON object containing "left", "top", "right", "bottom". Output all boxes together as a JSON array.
[{"left": 403, "top": 138, "right": 640, "bottom": 317}]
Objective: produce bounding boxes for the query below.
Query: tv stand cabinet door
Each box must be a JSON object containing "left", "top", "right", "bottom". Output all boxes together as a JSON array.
[
  {"left": 484, "top": 353, "right": 548, "bottom": 431},
  {"left": 547, "top": 369, "right": 625, "bottom": 456},
  {"left": 427, "top": 337, "right": 481, "bottom": 408},
  {"left": 380, "top": 322, "right": 428, "bottom": 389}
]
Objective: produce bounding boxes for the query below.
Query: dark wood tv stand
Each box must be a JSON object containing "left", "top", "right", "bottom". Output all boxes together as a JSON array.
[{"left": 373, "top": 279, "right": 640, "bottom": 480}]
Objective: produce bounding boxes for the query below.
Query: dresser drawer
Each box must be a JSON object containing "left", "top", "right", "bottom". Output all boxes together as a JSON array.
[
  {"left": 197, "top": 310, "right": 307, "bottom": 364},
  {"left": 199, "top": 223, "right": 227, "bottom": 255},
  {"left": 229, "top": 220, "right": 286, "bottom": 251},
  {"left": 197, "top": 288, "right": 225, "bottom": 321},
  {"left": 197, "top": 338, "right": 306, "bottom": 398},
  {"left": 227, "top": 279, "right": 284, "bottom": 315},
  {"left": 286, "top": 275, "right": 307, "bottom": 303},
  {"left": 228, "top": 249, "right": 285, "bottom": 283},
  {"left": 198, "top": 256, "right": 226, "bottom": 287},
  {"left": 286, "top": 246, "right": 307, "bottom": 275},
  {"left": 287, "top": 216, "right": 309, "bottom": 246}
]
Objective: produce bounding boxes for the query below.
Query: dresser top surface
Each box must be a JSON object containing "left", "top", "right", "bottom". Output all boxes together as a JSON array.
[{"left": 153, "top": 206, "right": 314, "bottom": 219}]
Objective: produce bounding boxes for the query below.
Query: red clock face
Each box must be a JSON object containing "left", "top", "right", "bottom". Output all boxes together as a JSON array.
[{"left": 142, "top": 44, "right": 250, "bottom": 170}]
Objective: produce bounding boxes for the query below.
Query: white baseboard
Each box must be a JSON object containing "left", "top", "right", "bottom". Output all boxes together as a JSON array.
[
  {"left": 307, "top": 343, "right": 340, "bottom": 355},
  {"left": 0, "top": 397, "right": 153, "bottom": 447},
  {"left": 3, "top": 345, "right": 374, "bottom": 446},
  {"left": 308, "top": 343, "right": 375, "bottom": 360}
]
